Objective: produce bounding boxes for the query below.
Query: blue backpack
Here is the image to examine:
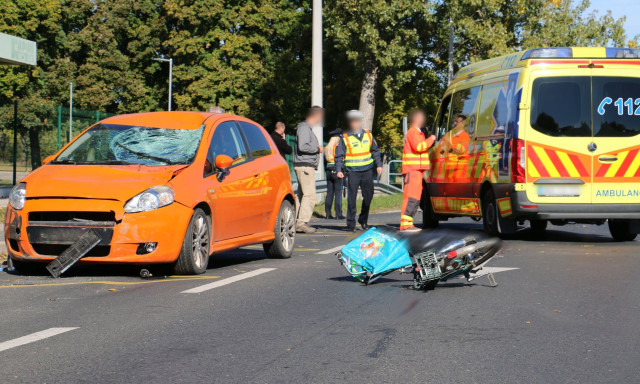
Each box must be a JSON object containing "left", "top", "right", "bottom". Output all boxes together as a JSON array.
[{"left": 337, "top": 227, "right": 413, "bottom": 284}]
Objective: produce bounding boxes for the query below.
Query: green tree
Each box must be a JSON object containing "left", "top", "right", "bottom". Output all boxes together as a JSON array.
[
  {"left": 0, "top": 0, "right": 63, "bottom": 168},
  {"left": 325, "top": 0, "right": 434, "bottom": 133}
]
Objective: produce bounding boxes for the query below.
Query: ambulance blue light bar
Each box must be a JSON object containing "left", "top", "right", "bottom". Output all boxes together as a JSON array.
[
  {"left": 521, "top": 48, "right": 573, "bottom": 60},
  {"left": 605, "top": 48, "right": 640, "bottom": 58}
]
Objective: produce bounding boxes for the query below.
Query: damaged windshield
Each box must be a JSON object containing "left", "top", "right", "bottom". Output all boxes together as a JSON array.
[{"left": 54, "top": 124, "right": 205, "bottom": 166}]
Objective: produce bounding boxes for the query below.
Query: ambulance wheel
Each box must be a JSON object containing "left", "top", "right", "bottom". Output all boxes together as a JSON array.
[
  {"left": 482, "top": 190, "right": 499, "bottom": 236},
  {"left": 264, "top": 200, "right": 295, "bottom": 258},
  {"left": 174, "top": 208, "right": 211, "bottom": 275},
  {"left": 608, "top": 220, "right": 637, "bottom": 242},
  {"left": 530, "top": 220, "right": 548, "bottom": 234},
  {"left": 421, "top": 189, "right": 439, "bottom": 229}
]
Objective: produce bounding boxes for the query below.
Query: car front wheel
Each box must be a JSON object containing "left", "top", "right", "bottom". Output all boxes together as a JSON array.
[
  {"left": 263, "top": 200, "right": 295, "bottom": 259},
  {"left": 174, "top": 208, "right": 211, "bottom": 275}
]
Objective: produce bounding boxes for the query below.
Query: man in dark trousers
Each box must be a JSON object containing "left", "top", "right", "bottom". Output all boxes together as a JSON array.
[
  {"left": 270, "top": 121, "right": 293, "bottom": 158},
  {"left": 324, "top": 129, "right": 345, "bottom": 220},
  {"left": 335, "top": 110, "right": 383, "bottom": 231}
]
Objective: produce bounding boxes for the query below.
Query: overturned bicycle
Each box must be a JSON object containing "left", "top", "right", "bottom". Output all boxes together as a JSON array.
[{"left": 337, "top": 227, "right": 503, "bottom": 290}]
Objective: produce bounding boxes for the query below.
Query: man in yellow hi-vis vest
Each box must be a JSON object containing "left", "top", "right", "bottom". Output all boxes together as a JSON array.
[{"left": 335, "top": 110, "right": 383, "bottom": 232}]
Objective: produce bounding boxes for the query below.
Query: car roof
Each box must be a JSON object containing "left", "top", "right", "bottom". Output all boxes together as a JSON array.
[{"left": 100, "top": 111, "right": 244, "bottom": 130}]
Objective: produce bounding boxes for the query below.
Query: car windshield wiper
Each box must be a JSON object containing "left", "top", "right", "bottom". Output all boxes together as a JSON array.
[
  {"left": 115, "top": 142, "right": 175, "bottom": 165},
  {"left": 89, "top": 160, "right": 132, "bottom": 165},
  {"left": 50, "top": 159, "right": 76, "bottom": 165}
]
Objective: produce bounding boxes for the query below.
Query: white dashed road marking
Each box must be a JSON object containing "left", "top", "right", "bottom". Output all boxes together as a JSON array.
[
  {"left": 182, "top": 268, "right": 276, "bottom": 293},
  {"left": 317, "top": 246, "right": 343, "bottom": 255},
  {"left": 0, "top": 327, "right": 78, "bottom": 353},
  {"left": 460, "top": 267, "right": 520, "bottom": 278}
]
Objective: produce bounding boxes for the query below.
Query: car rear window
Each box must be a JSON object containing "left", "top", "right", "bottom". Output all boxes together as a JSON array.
[
  {"left": 531, "top": 77, "right": 591, "bottom": 137},
  {"left": 238, "top": 121, "right": 272, "bottom": 158},
  {"left": 593, "top": 77, "right": 640, "bottom": 137}
]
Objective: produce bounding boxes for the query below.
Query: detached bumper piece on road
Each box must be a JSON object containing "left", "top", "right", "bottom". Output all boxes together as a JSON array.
[{"left": 46, "top": 230, "right": 101, "bottom": 278}]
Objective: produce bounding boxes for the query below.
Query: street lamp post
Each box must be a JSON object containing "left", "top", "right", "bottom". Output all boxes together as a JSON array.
[
  {"left": 312, "top": 0, "right": 324, "bottom": 180},
  {"left": 153, "top": 57, "right": 173, "bottom": 111},
  {"left": 69, "top": 82, "right": 73, "bottom": 142}
]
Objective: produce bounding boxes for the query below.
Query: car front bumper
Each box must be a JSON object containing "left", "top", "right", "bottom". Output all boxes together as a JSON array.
[{"left": 4, "top": 198, "right": 193, "bottom": 264}]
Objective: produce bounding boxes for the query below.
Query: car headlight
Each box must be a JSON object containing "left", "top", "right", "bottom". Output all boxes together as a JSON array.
[
  {"left": 9, "top": 183, "right": 26, "bottom": 210},
  {"left": 124, "top": 186, "right": 174, "bottom": 213}
]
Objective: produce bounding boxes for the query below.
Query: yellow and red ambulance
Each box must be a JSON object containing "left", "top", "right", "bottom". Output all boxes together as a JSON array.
[{"left": 423, "top": 47, "right": 640, "bottom": 240}]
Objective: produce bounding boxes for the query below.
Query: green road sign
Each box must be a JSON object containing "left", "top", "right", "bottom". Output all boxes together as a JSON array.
[{"left": 0, "top": 32, "right": 36, "bottom": 66}]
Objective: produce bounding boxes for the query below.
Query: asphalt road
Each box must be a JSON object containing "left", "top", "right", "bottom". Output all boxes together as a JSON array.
[{"left": 1, "top": 213, "right": 639, "bottom": 384}]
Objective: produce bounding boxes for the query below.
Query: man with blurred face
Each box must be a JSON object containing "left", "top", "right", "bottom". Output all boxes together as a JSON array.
[
  {"left": 335, "top": 110, "right": 383, "bottom": 231},
  {"left": 294, "top": 106, "right": 325, "bottom": 233},
  {"left": 400, "top": 109, "right": 436, "bottom": 231},
  {"left": 270, "top": 121, "right": 292, "bottom": 158}
]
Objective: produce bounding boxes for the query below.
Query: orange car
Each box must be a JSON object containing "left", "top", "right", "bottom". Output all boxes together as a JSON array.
[{"left": 4, "top": 111, "right": 296, "bottom": 274}]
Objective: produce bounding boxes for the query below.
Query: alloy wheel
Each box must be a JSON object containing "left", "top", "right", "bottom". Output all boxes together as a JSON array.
[
  {"left": 191, "top": 215, "right": 210, "bottom": 269},
  {"left": 280, "top": 204, "right": 295, "bottom": 251}
]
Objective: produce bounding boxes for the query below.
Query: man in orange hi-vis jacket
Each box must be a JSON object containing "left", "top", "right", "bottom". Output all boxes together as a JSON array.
[{"left": 400, "top": 109, "right": 436, "bottom": 231}]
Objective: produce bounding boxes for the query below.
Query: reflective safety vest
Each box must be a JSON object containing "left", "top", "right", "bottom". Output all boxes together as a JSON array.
[
  {"left": 343, "top": 130, "right": 374, "bottom": 168},
  {"left": 327, "top": 145, "right": 336, "bottom": 167},
  {"left": 402, "top": 127, "right": 433, "bottom": 174}
]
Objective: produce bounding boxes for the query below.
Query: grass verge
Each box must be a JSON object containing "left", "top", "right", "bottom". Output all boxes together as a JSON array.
[{"left": 313, "top": 192, "right": 403, "bottom": 217}]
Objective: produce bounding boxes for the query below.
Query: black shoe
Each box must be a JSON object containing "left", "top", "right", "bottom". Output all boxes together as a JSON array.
[
  {"left": 346, "top": 226, "right": 356, "bottom": 232},
  {"left": 326, "top": 215, "right": 335, "bottom": 220},
  {"left": 360, "top": 223, "right": 370, "bottom": 230},
  {"left": 337, "top": 215, "right": 346, "bottom": 220}
]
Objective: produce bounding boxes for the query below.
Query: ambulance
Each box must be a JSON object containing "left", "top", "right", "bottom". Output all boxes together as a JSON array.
[{"left": 423, "top": 47, "right": 640, "bottom": 241}]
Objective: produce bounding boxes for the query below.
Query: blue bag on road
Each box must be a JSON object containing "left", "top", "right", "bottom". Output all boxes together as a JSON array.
[{"left": 337, "top": 227, "right": 412, "bottom": 284}]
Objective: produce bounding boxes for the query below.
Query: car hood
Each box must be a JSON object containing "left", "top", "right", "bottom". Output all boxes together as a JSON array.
[{"left": 22, "top": 164, "right": 185, "bottom": 201}]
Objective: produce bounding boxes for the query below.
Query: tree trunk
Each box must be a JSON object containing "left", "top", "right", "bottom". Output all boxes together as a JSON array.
[
  {"left": 358, "top": 59, "right": 379, "bottom": 132},
  {"left": 29, "top": 126, "right": 41, "bottom": 169}
]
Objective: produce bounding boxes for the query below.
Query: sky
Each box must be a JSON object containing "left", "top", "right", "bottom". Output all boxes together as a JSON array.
[{"left": 587, "top": 0, "right": 640, "bottom": 40}]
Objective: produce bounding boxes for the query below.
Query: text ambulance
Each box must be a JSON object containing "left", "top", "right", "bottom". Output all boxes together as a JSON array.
[{"left": 423, "top": 47, "right": 640, "bottom": 241}]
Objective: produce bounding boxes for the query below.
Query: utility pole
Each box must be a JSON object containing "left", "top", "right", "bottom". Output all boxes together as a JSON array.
[
  {"left": 69, "top": 82, "right": 73, "bottom": 142},
  {"left": 448, "top": 22, "right": 454, "bottom": 85},
  {"left": 153, "top": 57, "right": 173, "bottom": 111},
  {"left": 312, "top": 0, "right": 324, "bottom": 180},
  {"left": 12, "top": 100, "right": 17, "bottom": 185}
]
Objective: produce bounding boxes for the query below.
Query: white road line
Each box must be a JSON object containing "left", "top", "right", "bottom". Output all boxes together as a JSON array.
[
  {"left": 0, "top": 327, "right": 78, "bottom": 353},
  {"left": 182, "top": 268, "right": 276, "bottom": 294},
  {"left": 457, "top": 267, "right": 519, "bottom": 279},
  {"left": 317, "top": 245, "right": 343, "bottom": 255}
]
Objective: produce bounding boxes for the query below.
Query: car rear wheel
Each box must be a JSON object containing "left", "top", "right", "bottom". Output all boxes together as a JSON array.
[
  {"left": 263, "top": 200, "right": 295, "bottom": 259},
  {"left": 174, "top": 208, "right": 211, "bottom": 275},
  {"left": 608, "top": 220, "right": 638, "bottom": 242}
]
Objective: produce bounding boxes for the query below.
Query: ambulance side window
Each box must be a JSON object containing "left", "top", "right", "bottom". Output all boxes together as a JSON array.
[
  {"left": 434, "top": 95, "right": 452, "bottom": 140},
  {"left": 449, "top": 86, "right": 481, "bottom": 136}
]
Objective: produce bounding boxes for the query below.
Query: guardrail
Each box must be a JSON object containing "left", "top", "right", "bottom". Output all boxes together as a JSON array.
[
  {"left": 387, "top": 160, "right": 403, "bottom": 191},
  {"left": 293, "top": 179, "right": 402, "bottom": 195}
]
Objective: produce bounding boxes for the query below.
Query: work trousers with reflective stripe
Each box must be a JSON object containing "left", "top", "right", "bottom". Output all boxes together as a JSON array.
[
  {"left": 400, "top": 170, "right": 425, "bottom": 230},
  {"left": 346, "top": 169, "right": 374, "bottom": 228}
]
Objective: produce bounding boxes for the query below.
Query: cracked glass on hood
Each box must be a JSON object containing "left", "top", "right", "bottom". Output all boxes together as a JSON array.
[{"left": 55, "top": 124, "right": 205, "bottom": 166}]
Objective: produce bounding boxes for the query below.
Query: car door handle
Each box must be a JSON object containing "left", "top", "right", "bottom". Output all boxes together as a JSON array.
[{"left": 598, "top": 156, "right": 618, "bottom": 163}]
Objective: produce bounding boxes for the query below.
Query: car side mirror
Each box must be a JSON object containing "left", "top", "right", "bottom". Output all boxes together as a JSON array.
[
  {"left": 43, "top": 155, "right": 54, "bottom": 165},
  {"left": 215, "top": 154, "right": 233, "bottom": 182}
]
